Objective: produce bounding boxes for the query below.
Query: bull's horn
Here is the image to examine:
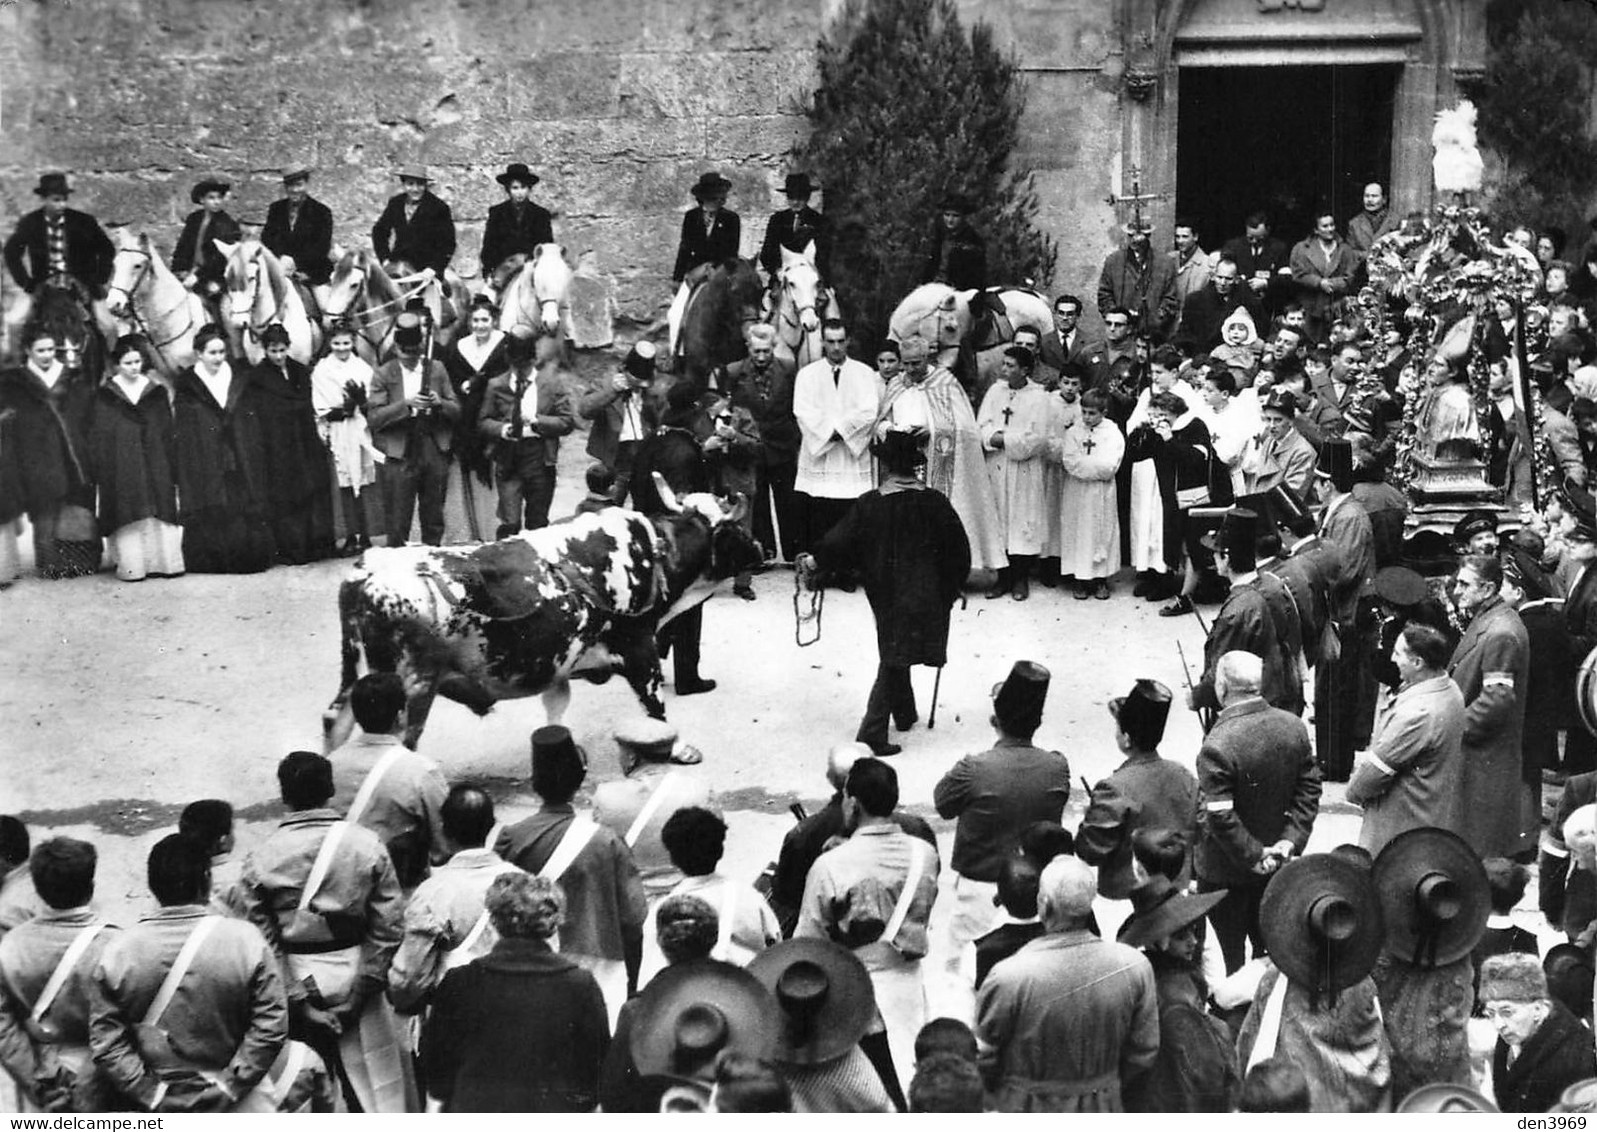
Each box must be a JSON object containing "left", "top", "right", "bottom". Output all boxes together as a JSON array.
[{"left": 652, "top": 471, "right": 683, "bottom": 513}]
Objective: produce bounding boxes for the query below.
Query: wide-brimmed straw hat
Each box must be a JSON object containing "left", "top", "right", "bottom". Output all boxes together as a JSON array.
[
  {"left": 746, "top": 939, "right": 875, "bottom": 1066},
  {"left": 1116, "top": 875, "right": 1227, "bottom": 949},
  {"left": 1371, "top": 826, "right": 1488, "bottom": 969},
  {"left": 629, "top": 959, "right": 777, "bottom": 1082},
  {"left": 1259, "top": 853, "right": 1384, "bottom": 998}
]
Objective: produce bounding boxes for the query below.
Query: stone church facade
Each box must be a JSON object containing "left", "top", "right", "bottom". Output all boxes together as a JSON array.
[{"left": 0, "top": 0, "right": 1483, "bottom": 340}]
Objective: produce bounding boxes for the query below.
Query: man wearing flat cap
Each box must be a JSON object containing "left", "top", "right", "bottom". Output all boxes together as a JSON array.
[
  {"left": 1077, "top": 679, "right": 1197, "bottom": 900},
  {"left": 480, "top": 162, "right": 554, "bottom": 297},
  {"left": 261, "top": 165, "right": 334, "bottom": 302},
  {"left": 759, "top": 173, "right": 829, "bottom": 284},
  {"left": 1454, "top": 508, "right": 1500, "bottom": 558},
  {"left": 4, "top": 172, "right": 115, "bottom": 331},
  {"left": 934, "top": 662, "right": 1070, "bottom": 1014},
  {"left": 171, "top": 177, "right": 242, "bottom": 321},
  {"left": 371, "top": 167, "right": 456, "bottom": 279},
  {"left": 976, "top": 856, "right": 1159, "bottom": 1112},
  {"left": 921, "top": 194, "right": 986, "bottom": 292}
]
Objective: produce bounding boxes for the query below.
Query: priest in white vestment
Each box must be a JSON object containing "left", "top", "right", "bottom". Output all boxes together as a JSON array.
[
  {"left": 794, "top": 320, "right": 884, "bottom": 566},
  {"left": 874, "top": 335, "right": 1006, "bottom": 575},
  {"left": 977, "top": 346, "right": 1060, "bottom": 601},
  {"left": 1053, "top": 387, "right": 1124, "bottom": 598}
]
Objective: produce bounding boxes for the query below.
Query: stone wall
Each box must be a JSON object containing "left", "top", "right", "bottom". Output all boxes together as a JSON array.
[{"left": 0, "top": 0, "right": 822, "bottom": 338}]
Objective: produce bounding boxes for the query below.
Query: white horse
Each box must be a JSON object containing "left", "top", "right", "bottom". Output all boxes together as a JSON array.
[
  {"left": 218, "top": 239, "right": 323, "bottom": 365},
  {"left": 889, "top": 282, "right": 1054, "bottom": 392},
  {"left": 767, "top": 242, "right": 838, "bottom": 370},
  {"left": 104, "top": 228, "right": 208, "bottom": 378}
]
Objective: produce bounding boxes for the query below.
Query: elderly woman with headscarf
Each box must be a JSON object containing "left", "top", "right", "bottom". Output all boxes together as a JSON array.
[
  {"left": 1479, "top": 952, "right": 1597, "bottom": 1113},
  {"left": 421, "top": 872, "right": 610, "bottom": 1112}
]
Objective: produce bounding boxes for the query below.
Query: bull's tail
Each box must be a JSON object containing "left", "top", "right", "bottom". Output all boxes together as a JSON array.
[{"left": 323, "top": 577, "right": 366, "bottom": 750}]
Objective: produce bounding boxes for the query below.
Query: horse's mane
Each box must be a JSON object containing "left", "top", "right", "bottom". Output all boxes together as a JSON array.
[
  {"left": 254, "top": 242, "right": 290, "bottom": 314},
  {"left": 361, "top": 251, "right": 403, "bottom": 307}
]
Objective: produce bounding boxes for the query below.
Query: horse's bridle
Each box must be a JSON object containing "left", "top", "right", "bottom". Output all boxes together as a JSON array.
[
  {"left": 107, "top": 247, "right": 197, "bottom": 352},
  {"left": 772, "top": 266, "right": 828, "bottom": 333}
]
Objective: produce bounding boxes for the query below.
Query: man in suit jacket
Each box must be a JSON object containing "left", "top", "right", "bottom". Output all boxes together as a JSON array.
[
  {"left": 1038, "top": 294, "right": 1107, "bottom": 388},
  {"left": 479, "top": 162, "right": 555, "bottom": 291},
  {"left": 4, "top": 172, "right": 115, "bottom": 301},
  {"left": 478, "top": 332, "right": 576, "bottom": 537},
  {"left": 260, "top": 165, "right": 334, "bottom": 287},
  {"left": 366, "top": 320, "right": 459, "bottom": 546},
  {"left": 672, "top": 172, "right": 740, "bottom": 284},
  {"left": 1220, "top": 211, "right": 1291, "bottom": 321},
  {"left": 579, "top": 341, "right": 663, "bottom": 505},
  {"left": 371, "top": 166, "right": 456, "bottom": 278},
  {"left": 171, "top": 177, "right": 242, "bottom": 317},
  {"left": 1289, "top": 212, "right": 1359, "bottom": 340},
  {"left": 759, "top": 172, "right": 830, "bottom": 282},
  {"left": 1193, "top": 651, "right": 1321, "bottom": 973}
]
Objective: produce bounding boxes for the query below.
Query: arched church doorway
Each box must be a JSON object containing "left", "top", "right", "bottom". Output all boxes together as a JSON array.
[{"left": 1175, "top": 64, "right": 1399, "bottom": 248}]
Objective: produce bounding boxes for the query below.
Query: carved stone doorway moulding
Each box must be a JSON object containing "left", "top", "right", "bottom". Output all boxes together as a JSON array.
[{"left": 1113, "top": 0, "right": 1483, "bottom": 241}]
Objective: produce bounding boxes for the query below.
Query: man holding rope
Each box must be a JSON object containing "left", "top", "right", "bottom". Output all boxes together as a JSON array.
[{"left": 796, "top": 430, "right": 970, "bottom": 759}]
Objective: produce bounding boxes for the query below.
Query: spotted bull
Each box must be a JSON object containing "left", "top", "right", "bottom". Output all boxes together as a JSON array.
[{"left": 324, "top": 481, "right": 761, "bottom": 750}]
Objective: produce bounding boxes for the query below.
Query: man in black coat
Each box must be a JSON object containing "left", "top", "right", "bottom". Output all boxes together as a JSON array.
[
  {"left": 371, "top": 166, "right": 457, "bottom": 278},
  {"left": 1193, "top": 650, "right": 1322, "bottom": 973},
  {"left": 1220, "top": 210, "right": 1292, "bottom": 322},
  {"left": 260, "top": 164, "right": 335, "bottom": 288},
  {"left": 480, "top": 162, "right": 555, "bottom": 292},
  {"left": 1173, "top": 256, "right": 1261, "bottom": 353},
  {"left": 629, "top": 383, "right": 721, "bottom": 696},
  {"left": 798, "top": 430, "right": 972, "bottom": 758},
  {"left": 171, "top": 177, "right": 242, "bottom": 320},
  {"left": 1562, "top": 510, "right": 1597, "bottom": 775},
  {"left": 672, "top": 172, "right": 740, "bottom": 284},
  {"left": 921, "top": 194, "right": 986, "bottom": 291},
  {"left": 758, "top": 172, "right": 830, "bottom": 283},
  {"left": 4, "top": 172, "right": 115, "bottom": 305}
]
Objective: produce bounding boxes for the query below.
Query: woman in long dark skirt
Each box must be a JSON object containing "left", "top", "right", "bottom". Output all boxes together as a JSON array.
[
  {"left": 88, "top": 334, "right": 185, "bottom": 581},
  {"left": 251, "top": 324, "right": 335, "bottom": 563},
  {"left": 441, "top": 296, "right": 510, "bottom": 539},
  {"left": 0, "top": 327, "right": 102, "bottom": 579},
  {"left": 170, "top": 324, "right": 275, "bottom": 572}
]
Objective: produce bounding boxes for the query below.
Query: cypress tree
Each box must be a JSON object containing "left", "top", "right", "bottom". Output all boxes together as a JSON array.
[{"left": 798, "top": 0, "right": 1057, "bottom": 346}]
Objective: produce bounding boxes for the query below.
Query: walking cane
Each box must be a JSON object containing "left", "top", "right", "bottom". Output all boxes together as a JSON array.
[{"left": 928, "top": 594, "right": 966, "bottom": 729}]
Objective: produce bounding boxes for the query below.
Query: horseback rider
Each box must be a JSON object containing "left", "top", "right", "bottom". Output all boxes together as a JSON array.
[
  {"left": 3, "top": 171, "right": 116, "bottom": 334},
  {"left": 480, "top": 162, "right": 554, "bottom": 301},
  {"left": 921, "top": 193, "right": 986, "bottom": 292},
  {"left": 172, "top": 176, "right": 243, "bottom": 329},
  {"left": 371, "top": 165, "right": 458, "bottom": 332},
  {"left": 672, "top": 171, "right": 740, "bottom": 287},
  {"left": 261, "top": 163, "right": 335, "bottom": 316},
  {"left": 759, "top": 172, "right": 830, "bottom": 288}
]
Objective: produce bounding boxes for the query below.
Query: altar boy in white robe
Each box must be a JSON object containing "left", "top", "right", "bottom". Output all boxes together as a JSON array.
[
  {"left": 978, "top": 346, "right": 1060, "bottom": 601},
  {"left": 794, "top": 318, "right": 884, "bottom": 584},
  {"left": 1053, "top": 387, "right": 1124, "bottom": 600}
]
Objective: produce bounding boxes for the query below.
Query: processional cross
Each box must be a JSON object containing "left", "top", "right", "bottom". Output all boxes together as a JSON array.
[{"left": 1105, "top": 166, "right": 1166, "bottom": 233}]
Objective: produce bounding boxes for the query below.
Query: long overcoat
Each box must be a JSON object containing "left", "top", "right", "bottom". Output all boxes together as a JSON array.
[{"left": 1448, "top": 595, "right": 1531, "bottom": 858}]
